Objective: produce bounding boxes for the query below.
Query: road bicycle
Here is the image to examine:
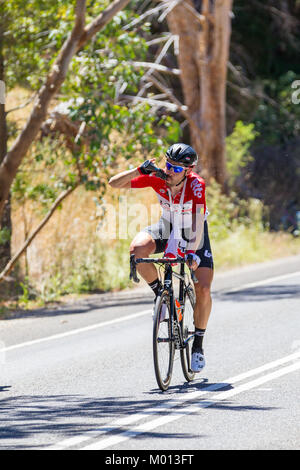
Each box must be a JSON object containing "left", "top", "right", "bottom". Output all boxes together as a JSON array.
[{"left": 130, "top": 253, "right": 196, "bottom": 391}]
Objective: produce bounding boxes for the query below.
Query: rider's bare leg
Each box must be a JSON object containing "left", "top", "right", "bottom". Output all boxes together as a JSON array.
[
  {"left": 190, "top": 267, "right": 213, "bottom": 371},
  {"left": 130, "top": 232, "right": 157, "bottom": 283},
  {"left": 192, "top": 267, "right": 214, "bottom": 330}
]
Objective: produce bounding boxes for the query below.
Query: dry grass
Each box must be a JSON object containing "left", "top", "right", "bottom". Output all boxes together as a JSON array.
[
  {"left": 212, "top": 227, "right": 300, "bottom": 271},
  {"left": 4, "top": 87, "right": 300, "bottom": 310},
  {"left": 6, "top": 86, "right": 34, "bottom": 129},
  {"left": 11, "top": 182, "right": 159, "bottom": 287}
]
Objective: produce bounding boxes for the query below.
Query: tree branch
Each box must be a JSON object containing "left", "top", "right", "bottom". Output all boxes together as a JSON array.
[
  {"left": 119, "top": 94, "right": 182, "bottom": 112},
  {"left": 181, "top": 1, "right": 206, "bottom": 25},
  {"left": 146, "top": 34, "right": 172, "bottom": 46},
  {"left": 128, "top": 61, "right": 180, "bottom": 75},
  {"left": 0, "top": 0, "right": 131, "bottom": 219},
  {"left": 122, "top": 2, "right": 166, "bottom": 30},
  {"left": 74, "top": 0, "right": 86, "bottom": 32},
  {"left": 157, "top": 0, "right": 184, "bottom": 23},
  {"left": 5, "top": 93, "right": 37, "bottom": 116},
  {"left": 227, "top": 80, "right": 292, "bottom": 116},
  {"left": 144, "top": 75, "right": 202, "bottom": 130},
  {"left": 82, "top": 0, "right": 131, "bottom": 41},
  {"left": 137, "top": 34, "right": 176, "bottom": 97},
  {"left": 0, "top": 185, "right": 78, "bottom": 283}
]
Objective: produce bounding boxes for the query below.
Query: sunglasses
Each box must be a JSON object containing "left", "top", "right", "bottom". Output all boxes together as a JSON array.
[{"left": 166, "top": 161, "right": 185, "bottom": 173}]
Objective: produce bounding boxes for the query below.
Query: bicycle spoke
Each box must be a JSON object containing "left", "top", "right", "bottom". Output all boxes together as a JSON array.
[
  {"left": 180, "top": 286, "right": 195, "bottom": 382},
  {"left": 153, "top": 294, "right": 174, "bottom": 391}
]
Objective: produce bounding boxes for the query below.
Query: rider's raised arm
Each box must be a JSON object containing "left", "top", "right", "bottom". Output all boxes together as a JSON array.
[
  {"left": 108, "top": 168, "right": 139, "bottom": 189},
  {"left": 109, "top": 158, "right": 162, "bottom": 189}
]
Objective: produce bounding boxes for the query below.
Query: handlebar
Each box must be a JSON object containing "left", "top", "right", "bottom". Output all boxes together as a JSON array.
[
  {"left": 129, "top": 254, "right": 186, "bottom": 284},
  {"left": 135, "top": 257, "right": 186, "bottom": 264}
]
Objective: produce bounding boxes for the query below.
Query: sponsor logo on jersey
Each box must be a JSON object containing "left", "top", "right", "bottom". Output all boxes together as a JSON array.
[{"left": 190, "top": 178, "right": 203, "bottom": 198}]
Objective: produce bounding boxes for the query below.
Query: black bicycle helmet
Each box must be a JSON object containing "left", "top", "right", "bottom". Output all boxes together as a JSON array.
[{"left": 165, "top": 143, "right": 198, "bottom": 167}]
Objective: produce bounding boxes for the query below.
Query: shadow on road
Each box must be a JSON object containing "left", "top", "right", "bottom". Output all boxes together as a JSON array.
[
  {"left": 1, "top": 291, "right": 153, "bottom": 321},
  {"left": 0, "top": 382, "right": 277, "bottom": 449},
  {"left": 216, "top": 284, "right": 300, "bottom": 303}
]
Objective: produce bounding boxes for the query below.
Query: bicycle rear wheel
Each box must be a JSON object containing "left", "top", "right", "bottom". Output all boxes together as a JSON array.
[
  {"left": 153, "top": 292, "right": 175, "bottom": 391},
  {"left": 180, "top": 285, "right": 195, "bottom": 382}
]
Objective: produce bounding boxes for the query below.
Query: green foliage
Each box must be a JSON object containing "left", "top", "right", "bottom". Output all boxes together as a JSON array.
[
  {"left": 19, "top": 238, "right": 133, "bottom": 306},
  {"left": 11, "top": 138, "right": 77, "bottom": 214},
  {"left": 18, "top": 278, "right": 39, "bottom": 305},
  {"left": 1, "top": 0, "right": 74, "bottom": 90},
  {"left": 64, "top": 9, "right": 149, "bottom": 98},
  {"left": 206, "top": 180, "right": 265, "bottom": 243},
  {"left": 231, "top": 1, "right": 300, "bottom": 79},
  {"left": 226, "top": 120, "right": 258, "bottom": 186},
  {"left": 253, "top": 71, "right": 300, "bottom": 145},
  {"left": 0, "top": 227, "right": 11, "bottom": 245},
  {"left": 8, "top": 1, "right": 181, "bottom": 217}
]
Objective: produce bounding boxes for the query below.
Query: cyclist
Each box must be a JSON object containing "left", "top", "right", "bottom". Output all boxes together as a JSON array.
[{"left": 109, "top": 143, "right": 214, "bottom": 373}]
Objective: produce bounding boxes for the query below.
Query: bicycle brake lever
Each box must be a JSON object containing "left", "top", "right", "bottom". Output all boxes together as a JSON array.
[{"left": 130, "top": 254, "right": 140, "bottom": 283}]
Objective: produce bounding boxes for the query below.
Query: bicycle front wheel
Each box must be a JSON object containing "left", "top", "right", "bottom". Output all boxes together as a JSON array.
[
  {"left": 180, "top": 286, "right": 195, "bottom": 382},
  {"left": 153, "top": 292, "right": 175, "bottom": 391}
]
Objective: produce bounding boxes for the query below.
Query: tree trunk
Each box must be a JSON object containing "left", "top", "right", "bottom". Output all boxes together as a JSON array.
[
  {"left": 167, "top": 0, "right": 233, "bottom": 189},
  {"left": 0, "top": 20, "right": 11, "bottom": 272}
]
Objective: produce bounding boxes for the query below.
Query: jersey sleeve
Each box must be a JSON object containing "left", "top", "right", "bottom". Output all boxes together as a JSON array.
[
  {"left": 130, "top": 174, "right": 164, "bottom": 191},
  {"left": 130, "top": 174, "right": 153, "bottom": 189}
]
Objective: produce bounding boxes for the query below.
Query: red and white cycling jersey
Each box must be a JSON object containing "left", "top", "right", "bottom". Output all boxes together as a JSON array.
[{"left": 131, "top": 171, "right": 207, "bottom": 228}]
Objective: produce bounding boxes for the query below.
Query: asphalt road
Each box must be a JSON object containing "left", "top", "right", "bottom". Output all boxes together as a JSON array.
[{"left": 0, "top": 255, "right": 300, "bottom": 451}]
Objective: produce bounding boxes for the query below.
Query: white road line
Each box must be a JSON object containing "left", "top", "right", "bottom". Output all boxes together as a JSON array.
[
  {"left": 222, "top": 270, "right": 300, "bottom": 294},
  {"left": 0, "top": 309, "right": 152, "bottom": 353},
  {"left": 46, "top": 350, "right": 300, "bottom": 450},
  {"left": 81, "top": 360, "right": 300, "bottom": 450},
  {"left": 2, "top": 269, "right": 300, "bottom": 355}
]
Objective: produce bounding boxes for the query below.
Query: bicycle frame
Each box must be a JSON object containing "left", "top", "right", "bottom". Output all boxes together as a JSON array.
[{"left": 130, "top": 254, "right": 194, "bottom": 349}]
